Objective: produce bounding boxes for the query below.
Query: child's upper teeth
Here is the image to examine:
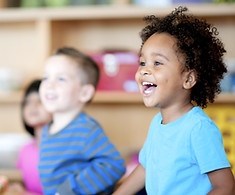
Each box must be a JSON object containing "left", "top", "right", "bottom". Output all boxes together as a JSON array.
[{"left": 143, "top": 82, "right": 154, "bottom": 86}]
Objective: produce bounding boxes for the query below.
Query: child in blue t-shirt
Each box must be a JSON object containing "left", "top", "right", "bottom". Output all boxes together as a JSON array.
[
  {"left": 39, "top": 47, "right": 125, "bottom": 195},
  {"left": 113, "top": 6, "right": 235, "bottom": 195}
]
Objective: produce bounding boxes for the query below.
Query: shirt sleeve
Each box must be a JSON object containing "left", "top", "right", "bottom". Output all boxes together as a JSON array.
[
  {"left": 190, "top": 120, "right": 230, "bottom": 174},
  {"left": 57, "top": 128, "right": 126, "bottom": 195}
]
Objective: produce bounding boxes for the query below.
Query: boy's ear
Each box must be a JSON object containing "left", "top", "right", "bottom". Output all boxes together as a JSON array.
[
  {"left": 183, "top": 70, "right": 197, "bottom": 89},
  {"left": 79, "top": 84, "right": 95, "bottom": 103}
]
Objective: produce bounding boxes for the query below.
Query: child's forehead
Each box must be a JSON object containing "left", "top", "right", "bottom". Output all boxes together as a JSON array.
[
  {"left": 140, "top": 33, "right": 186, "bottom": 68},
  {"left": 143, "top": 33, "right": 176, "bottom": 47},
  {"left": 47, "top": 55, "right": 76, "bottom": 64},
  {"left": 43, "top": 55, "right": 83, "bottom": 78},
  {"left": 141, "top": 34, "right": 179, "bottom": 55},
  {"left": 45, "top": 55, "right": 80, "bottom": 70},
  {"left": 25, "top": 92, "right": 40, "bottom": 100}
]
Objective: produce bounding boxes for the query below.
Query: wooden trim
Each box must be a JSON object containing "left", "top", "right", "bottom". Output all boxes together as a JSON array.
[{"left": 0, "top": 4, "right": 234, "bottom": 22}]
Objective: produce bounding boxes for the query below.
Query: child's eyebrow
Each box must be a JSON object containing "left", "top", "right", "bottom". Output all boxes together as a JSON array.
[
  {"left": 152, "top": 52, "right": 169, "bottom": 61},
  {"left": 139, "top": 52, "right": 169, "bottom": 61}
]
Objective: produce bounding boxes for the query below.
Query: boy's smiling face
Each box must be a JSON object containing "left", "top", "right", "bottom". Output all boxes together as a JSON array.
[
  {"left": 39, "top": 55, "right": 84, "bottom": 114},
  {"left": 135, "top": 33, "right": 190, "bottom": 109}
]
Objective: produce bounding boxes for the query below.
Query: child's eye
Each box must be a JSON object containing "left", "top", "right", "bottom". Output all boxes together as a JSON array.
[
  {"left": 154, "top": 61, "right": 162, "bottom": 66},
  {"left": 24, "top": 99, "right": 30, "bottom": 105},
  {"left": 58, "top": 77, "right": 66, "bottom": 82},
  {"left": 42, "top": 76, "right": 48, "bottom": 81},
  {"left": 139, "top": 61, "right": 146, "bottom": 66}
]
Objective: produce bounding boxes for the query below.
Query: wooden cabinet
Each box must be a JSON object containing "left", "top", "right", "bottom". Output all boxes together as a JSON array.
[{"left": 0, "top": 4, "right": 235, "bottom": 159}]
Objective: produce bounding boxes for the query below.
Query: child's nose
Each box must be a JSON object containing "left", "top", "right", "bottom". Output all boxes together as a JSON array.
[
  {"left": 140, "top": 66, "right": 152, "bottom": 76},
  {"left": 32, "top": 101, "right": 39, "bottom": 106},
  {"left": 45, "top": 79, "right": 55, "bottom": 88}
]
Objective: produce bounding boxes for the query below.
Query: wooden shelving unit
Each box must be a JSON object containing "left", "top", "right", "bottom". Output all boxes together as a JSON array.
[{"left": 0, "top": 3, "right": 234, "bottom": 163}]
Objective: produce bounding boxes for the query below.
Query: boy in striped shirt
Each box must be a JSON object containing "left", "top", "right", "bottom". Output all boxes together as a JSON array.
[{"left": 39, "top": 47, "right": 126, "bottom": 195}]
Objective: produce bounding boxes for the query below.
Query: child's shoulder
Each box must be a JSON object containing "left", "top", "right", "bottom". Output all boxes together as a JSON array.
[
  {"left": 190, "top": 107, "right": 212, "bottom": 122},
  {"left": 189, "top": 107, "right": 220, "bottom": 134},
  {"left": 20, "top": 139, "right": 36, "bottom": 151},
  {"left": 71, "top": 112, "right": 103, "bottom": 133},
  {"left": 76, "top": 112, "right": 100, "bottom": 126}
]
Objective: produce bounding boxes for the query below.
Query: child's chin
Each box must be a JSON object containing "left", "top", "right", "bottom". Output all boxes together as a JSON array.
[
  {"left": 44, "top": 106, "right": 55, "bottom": 113},
  {"left": 143, "top": 100, "right": 159, "bottom": 108},
  {"left": 143, "top": 101, "right": 154, "bottom": 108}
]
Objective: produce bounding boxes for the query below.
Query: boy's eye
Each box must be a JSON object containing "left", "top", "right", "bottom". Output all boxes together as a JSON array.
[
  {"left": 139, "top": 61, "right": 146, "bottom": 66},
  {"left": 58, "top": 77, "right": 66, "bottom": 82},
  {"left": 42, "top": 76, "right": 48, "bottom": 81}
]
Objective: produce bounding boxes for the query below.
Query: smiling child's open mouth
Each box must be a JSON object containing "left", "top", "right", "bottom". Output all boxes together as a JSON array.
[{"left": 142, "top": 81, "right": 157, "bottom": 94}]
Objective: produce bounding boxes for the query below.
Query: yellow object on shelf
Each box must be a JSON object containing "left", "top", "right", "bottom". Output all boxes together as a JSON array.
[{"left": 204, "top": 105, "right": 235, "bottom": 175}]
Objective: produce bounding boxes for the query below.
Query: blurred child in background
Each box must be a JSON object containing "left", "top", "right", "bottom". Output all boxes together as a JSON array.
[
  {"left": 39, "top": 47, "right": 126, "bottom": 195},
  {"left": 14, "top": 79, "right": 52, "bottom": 194}
]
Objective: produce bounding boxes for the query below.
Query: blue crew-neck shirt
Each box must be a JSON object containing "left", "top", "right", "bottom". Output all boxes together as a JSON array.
[{"left": 139, "top": 107, "right": 230, "bottom": 195}]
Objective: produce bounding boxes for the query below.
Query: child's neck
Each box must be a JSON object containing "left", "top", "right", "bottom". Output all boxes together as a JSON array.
[
  {"left": 50, "top": 107, "right": 83, "bottom": 135},
  {"left": 34, "top": 127, "right": 43, "bottom": 147},
  {"left": 160, "top": 103, "right": 194, "bottom": 124}
]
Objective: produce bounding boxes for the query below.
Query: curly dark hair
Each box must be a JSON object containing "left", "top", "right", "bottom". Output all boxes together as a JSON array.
[{"left": 140, "top": 6, "right": 227, "bottom": 108}]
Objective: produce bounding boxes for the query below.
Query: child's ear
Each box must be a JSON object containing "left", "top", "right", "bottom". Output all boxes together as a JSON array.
[
  {"left": 79, "top": 84, "right": 95, "bottom": 103},
  {"left": 183, "top": 70, "right": 197, "bottom": 89}
]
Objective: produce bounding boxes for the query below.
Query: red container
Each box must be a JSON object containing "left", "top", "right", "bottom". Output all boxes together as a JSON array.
[{"left": 90, "top": 52, "right": 139, "bottom": 92}]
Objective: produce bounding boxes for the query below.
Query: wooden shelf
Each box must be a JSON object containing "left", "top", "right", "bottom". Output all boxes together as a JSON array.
[
  {"left": 0, "top": 169, "right": 22, "bottom": 182},
  {"left": 93, "top": 91, "right": 142, "bottom": 103},
  {"left": 214, "top": 93, "right": 235, "bottom": 104},
  {"left": 94, "top": 92, "right": 235, "bottom": 104},
  {"left": 0, "top": 4, "right": 234, "bottom": 22},
  {"left": 0, "top": 91, "right": 23, "bottom": 104}
]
